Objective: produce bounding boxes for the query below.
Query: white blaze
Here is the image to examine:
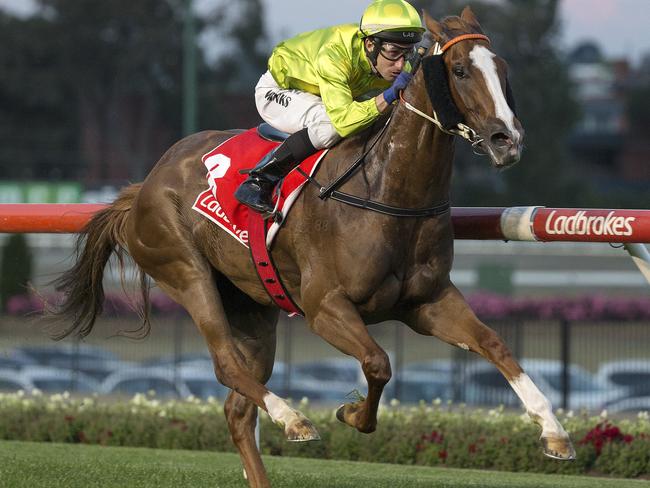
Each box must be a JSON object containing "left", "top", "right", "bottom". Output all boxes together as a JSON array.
[{"left": 469, "top": 45, "right": 521, "bottom": 143}]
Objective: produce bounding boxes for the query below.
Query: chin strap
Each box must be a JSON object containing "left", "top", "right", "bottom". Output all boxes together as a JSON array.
[{"left": 364, "top": 37, "right": 384, "bottom": 77}]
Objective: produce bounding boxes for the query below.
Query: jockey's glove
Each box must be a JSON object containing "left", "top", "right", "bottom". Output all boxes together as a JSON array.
[{"left": 383, "top": 71, "right": 413, "bottom": 105}]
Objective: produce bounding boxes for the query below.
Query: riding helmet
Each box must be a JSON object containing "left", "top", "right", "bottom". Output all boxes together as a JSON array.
[{"left": 359, "top": 0, "right": 425, "bottom": 44}]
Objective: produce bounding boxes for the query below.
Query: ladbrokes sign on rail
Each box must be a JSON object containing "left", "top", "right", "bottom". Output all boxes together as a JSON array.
[
  {"left": 532, "top": 208, "right": 650, "bottom": 242},
  {"left": 543, "top": 210, "right": 635, "bottom": 237}
]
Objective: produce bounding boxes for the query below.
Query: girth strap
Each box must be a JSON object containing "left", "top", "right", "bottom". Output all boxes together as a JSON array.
[{"left": 248, "top": 210, "right": 303, "bottom": 316}]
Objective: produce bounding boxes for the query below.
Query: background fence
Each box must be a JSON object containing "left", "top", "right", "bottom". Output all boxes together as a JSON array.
[
  {"left": 0, "top": 204, "right": 648, "bottom": 416},
  {"left": 2, "top": 310, "right": 649, "bottom": 414}
]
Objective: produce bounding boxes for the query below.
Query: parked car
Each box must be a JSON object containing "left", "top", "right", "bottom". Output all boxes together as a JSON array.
[
  {"left": 0, "top": 349, "right": 37, "bottom": 370},
  {"left": 385, "top": 373, "right": 454, "bottom": 404},
  {"left": 16, "top": 344, "right": 118, "bottom": 364},
  {"left": 260, "top": 360, "right": 357, "bottom": 404},
  {"left": 292, "top": 357, "right": 365, "bottom": 386},
  {"left": 597, "top": 360, "right": 650, "bottom": 398},
  {"left": 103, "top": 359, "right": 356, "bottom": 403},
  {"left": 142, "top": 352, "right": 212, "bottom": 370},
  {"left": 0, "top": 368, "right": 33, "bottom": 392},
  {"left": 178, "top": 365, "right": 228, "bottom": 399},
  {"left": 461, "top": 359, "right": 626, "bottom": 411},
  {"left": 15, "top": 344, "right": 131, "bottom": 381},
  {"left": 20, "top": 366, "right": 100, "bottom": 394},
  {"left": 401, "top": 359, "right": 455, "bottom": 394},
  {"left": 605, "top": 396, "right": 650, "bottom": 413},
  {"left": 266, "top": 375, "right": 356, "bottom": 404},
  {"left": 268, "top": 357, "right": 453, "bottom": 405},
  {"left": 101, "top": 368, "right": 191, "bottom": 399},
  {"left": 402, "top": 359, "right": 453, "bottom": 378}
]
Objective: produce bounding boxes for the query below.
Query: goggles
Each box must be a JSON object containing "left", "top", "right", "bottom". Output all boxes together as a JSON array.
[{"left": 378, "top": 42, "right": 416, "bottom": 62}]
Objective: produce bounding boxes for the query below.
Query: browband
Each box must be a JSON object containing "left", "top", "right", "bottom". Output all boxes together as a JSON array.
[{"left": 440, "top": 33, "right": 490, "bottom": 53}]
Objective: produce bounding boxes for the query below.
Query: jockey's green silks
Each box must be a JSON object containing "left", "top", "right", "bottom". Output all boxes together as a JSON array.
[{"left": 268, "top": 24, "right": 391, "bottom": 138}]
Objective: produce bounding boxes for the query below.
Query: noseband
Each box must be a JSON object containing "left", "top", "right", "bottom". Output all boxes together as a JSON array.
[{"left": 401, "top": 33, "right": 491, "bottom": 149}]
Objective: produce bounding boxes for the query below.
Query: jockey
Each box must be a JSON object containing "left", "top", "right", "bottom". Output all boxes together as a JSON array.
[{"left": 235, "top": 0, "right": 425, "bottom": 214}]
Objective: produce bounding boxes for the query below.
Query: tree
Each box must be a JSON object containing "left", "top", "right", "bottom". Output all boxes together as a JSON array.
[
  {"left": 195, "top": 0, "right": 270, "bottom": 131},
  {"left": 34, "top": 0, "right": 190, "bottom": 182},
  {"left": 0, "top": 234, "right": 33, "bottom": 311},
  {"left": 0, "top": 0, "right": 268, "bottom": 185},
  {"left": 0, "top": 12, "right": 81, "bottom": 179},
  {"left": 625, "top": 83, "right": 650, "bottom": 132}
]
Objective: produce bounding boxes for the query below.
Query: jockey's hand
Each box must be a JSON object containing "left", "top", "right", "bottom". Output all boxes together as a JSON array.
[{"left": 382, "top": 71, "right": 413, "bottom": 105}]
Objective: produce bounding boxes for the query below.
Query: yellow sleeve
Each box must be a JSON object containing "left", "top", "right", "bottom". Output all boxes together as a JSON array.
[{"left": 315, "top": 45, "right": 380, "bottom": 138}]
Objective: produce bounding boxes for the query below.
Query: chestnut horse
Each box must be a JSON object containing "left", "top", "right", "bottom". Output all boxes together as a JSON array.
[{"left": 53, "top": 8, "right": 575, "bottom": 487}]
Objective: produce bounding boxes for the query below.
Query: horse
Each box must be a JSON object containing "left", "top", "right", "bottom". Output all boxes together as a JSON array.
[{"left": 52, "top": 8, "right": 575, "bottom": 487}]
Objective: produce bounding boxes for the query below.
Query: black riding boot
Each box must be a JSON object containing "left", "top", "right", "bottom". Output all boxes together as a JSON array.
[{"left": 235, "top": 128, "right": 317, "bottom": 214}]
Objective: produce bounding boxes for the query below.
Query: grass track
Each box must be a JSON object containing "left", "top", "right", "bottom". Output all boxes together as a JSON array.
[{"left": 0, "top": 441, "right": 647, "bottom": 488}]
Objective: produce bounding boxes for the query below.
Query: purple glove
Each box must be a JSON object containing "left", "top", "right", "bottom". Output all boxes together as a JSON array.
[{"left": 382, "top": 71, "right": 413, "bottom": 105}]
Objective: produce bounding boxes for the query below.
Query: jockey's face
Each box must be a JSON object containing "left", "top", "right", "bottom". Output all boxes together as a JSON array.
[{"left": 365, "top": 38, "right": 411, "bottom": 81}]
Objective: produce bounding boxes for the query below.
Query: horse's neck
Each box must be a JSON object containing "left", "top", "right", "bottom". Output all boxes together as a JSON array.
[{"left": 369, "top": 80, "right": 455, "bottom": 208}]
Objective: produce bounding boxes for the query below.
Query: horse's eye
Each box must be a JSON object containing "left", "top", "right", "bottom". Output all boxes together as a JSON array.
[{"left": 453, "top": 65, "right": 466, "bottom": 79}]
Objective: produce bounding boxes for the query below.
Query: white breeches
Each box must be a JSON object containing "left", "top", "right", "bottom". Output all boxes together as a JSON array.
[{"left": 254, "top": 71, "right": 342, "bottom": 149}]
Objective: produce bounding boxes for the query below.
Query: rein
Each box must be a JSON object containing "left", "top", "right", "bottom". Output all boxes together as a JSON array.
[
  {"left": 299, "top": 32, "right": 490, "bottom": 219},
  {"left": 399, "top": 92, "right": 483, "bottom": 150},
  {"left": 298, "top": 114, "right": 451, "bottom": 218}
]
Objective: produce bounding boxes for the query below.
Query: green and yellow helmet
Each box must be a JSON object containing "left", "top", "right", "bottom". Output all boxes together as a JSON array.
[{"left": 359, "top": 0, "right": 425, "bottom": 44}]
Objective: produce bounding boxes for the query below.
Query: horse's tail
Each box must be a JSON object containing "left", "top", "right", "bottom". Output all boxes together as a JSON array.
[{"left": 50, "top": 183, "right": 149, "bottom": 340}]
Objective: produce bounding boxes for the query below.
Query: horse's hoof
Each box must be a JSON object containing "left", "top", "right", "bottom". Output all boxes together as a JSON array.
[
  {"left": 541, "top": 436, "right": 576, "bottom": 460},
  {"left": 335, "top": 404, "right": 346, "bottom": 423},
  {"left": 285, "top": 415, "right": 320, "bottom": 442},
  {"left": 335, "top": 403, "right": 376, "bottom": 434}
]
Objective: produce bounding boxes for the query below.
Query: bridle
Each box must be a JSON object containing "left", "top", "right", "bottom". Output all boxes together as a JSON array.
[{"left": 401, "top": 33, "right": 491, "bottom": 150}]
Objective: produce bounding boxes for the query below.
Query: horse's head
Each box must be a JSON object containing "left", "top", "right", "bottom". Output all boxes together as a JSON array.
[{"left": 419, "top": 7, "right": 523, "bottom": 168}]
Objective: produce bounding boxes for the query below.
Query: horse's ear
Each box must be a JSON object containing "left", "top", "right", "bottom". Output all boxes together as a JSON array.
[
  {"left": 423, "top": 10, "right": 446, "bottom": 42},
  {"left": 460, "top": 6, "right": 483, "bottom": 33}
]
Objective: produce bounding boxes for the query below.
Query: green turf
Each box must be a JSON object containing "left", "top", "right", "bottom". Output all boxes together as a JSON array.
[{"left": 0, "top": 441, "right": 646, "bottom": 488}]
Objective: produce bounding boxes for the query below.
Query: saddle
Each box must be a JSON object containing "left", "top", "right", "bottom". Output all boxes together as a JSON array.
[
  {"left": 257, "top": 123, "right": 290, "bottom": 142},
  {"left": 192, "top": 126, "right": 328, "bottom": 316}
]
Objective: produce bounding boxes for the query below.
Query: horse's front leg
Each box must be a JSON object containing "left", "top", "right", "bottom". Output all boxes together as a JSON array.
[
  {"left": 403, "top": 285, "right": 575, "bottom": 460},
  {"left": 303, "top": 289, "right": 391, "bottom": 433}
]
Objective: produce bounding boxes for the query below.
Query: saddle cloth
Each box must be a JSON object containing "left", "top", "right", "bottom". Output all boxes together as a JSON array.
[{"left": 192, "top": 128, "right": 327, "bottom": 248}]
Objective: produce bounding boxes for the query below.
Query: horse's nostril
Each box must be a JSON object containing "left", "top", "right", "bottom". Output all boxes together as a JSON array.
[{"left": 491, "top": 132, "right": 512, "bottom": 148}]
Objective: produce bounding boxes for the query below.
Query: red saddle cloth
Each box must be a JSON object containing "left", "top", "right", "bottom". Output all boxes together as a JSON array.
[{"left": 192, "top": 128, "right": 326, "bottom": 248}]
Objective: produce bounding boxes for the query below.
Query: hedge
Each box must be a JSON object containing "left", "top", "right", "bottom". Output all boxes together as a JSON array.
[{"left": 1, "top": 391, "right": 649, "bottom": 478}]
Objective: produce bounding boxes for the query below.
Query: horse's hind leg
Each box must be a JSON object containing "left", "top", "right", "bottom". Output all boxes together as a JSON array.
[
  {"left": 223, "top": 291, "right": 278, "bottom": 488},
  {"left": 226, "top": 392, "right": 267, "bottom": 488},
  {"left": 150, "top": 271, "right": 318, "bottom": 441},
  {"left": 403, "top": 285, "right": 575, "bottom": 460},
  {"left": 126, "top": 199, "right": 319, "bottom": 444}
]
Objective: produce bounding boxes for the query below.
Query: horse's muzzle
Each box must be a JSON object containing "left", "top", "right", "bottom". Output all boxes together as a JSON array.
[{"left": 484, "top": 127, "right": 523, "bottom": 169}]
